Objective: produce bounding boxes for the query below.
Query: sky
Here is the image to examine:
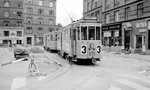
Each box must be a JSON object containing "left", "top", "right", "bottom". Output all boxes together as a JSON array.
[{"left": 56, "top": 0, "right": 83, "bottom": 26}]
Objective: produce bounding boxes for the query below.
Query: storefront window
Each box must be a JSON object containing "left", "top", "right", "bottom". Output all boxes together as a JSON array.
[
  {"left": 81, "top": 26, "right": 87, "bottom": 40},
  {"left": 88, "top": 26, "right": 95, "bottom": 40},
  {"left": 103, "top": 31, "right": 111, "bottom": 46},
  {"left": 103, "top": 37, "right": 111, "bottom": 46}
]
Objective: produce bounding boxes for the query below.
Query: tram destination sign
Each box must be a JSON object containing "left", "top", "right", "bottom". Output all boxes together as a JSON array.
[{"left": 102, "top": 23, "right": 121, "bottom": 31}]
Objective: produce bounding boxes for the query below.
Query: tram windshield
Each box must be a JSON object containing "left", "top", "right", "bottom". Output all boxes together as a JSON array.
[
  {"left": 88, "top": 26, "right": 95, "bottom": 40},
  {"left": 81, "top": 26, "right": 87, "bottom": 40}
]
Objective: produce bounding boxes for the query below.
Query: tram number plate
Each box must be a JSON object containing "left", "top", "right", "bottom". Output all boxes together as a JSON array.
[
  {"left": 81, "top": 45, "right": 87, "bottom": 54},
  {"left": 97, "top": 46, "right": 101, "bottom": 53}
]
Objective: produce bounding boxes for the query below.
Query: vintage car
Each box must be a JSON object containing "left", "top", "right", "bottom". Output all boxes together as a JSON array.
[{"left": 14, "top": 45, "right": 30, "bottom": 59}]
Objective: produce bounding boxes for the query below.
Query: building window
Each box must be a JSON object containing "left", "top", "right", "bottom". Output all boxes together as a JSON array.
[
  {"left": 27, "top": 0, "right": 32, "bottom": 4},
  {"left": 17, "top": 12, "right": 22, "bottom": 18},
  {"left": 17, "top": 31, "right": 22, "bottom": 37},
  {"left": 38, "top": 18, "right": 44, "bottom": 24},
  {"left": 16, "top": 21, "right": 22, "bottom": 26},
  {"left": 26, "top": 27, "right": 33, "bottom": 34},
  {"left": 114, "top": 0, "right": 119, "bottom": 8},
  {"left": 95, "top": 1, "right": 98, "bottom": 8},
  {"left": 49, "top": 28, "right": 54, "bottom": 32},
  {"left": 49, "top": 10, "right": 54, "bottom": 16},
  {"left": 27, "top": 17, "right": 33, "bottom": 23},
  {"left": 87, "top": 2, "right": 90, "bottom": 11},
  {"left": 4, "top": 11, "right": 9, "bottom": 17},
  {"left": 105, "top": 13, "right": 110, "bottom": 24},
  {"left": 4, "top": 31, "right": 9, "bottom": 37},
  {"left": 114, "top": 10, "right": 119, "bottom": 22},
  {"left": 137, "top": 3, "right": 143, "bottom": 18},
  {"left": 38, "top": 27, "right": 43, "bottom": 33},
  {"left": 49, "top": 19, "right": 54, "bottom": 25},
  {"left": 38, "top": 0, "right": 43, "bottom": 6},
  {"left": 3, "top": 21, "right": 9, "bottom": 26},
  {"left": 38, "top": 9, "right": 44, "bottom": 15},
  {"left": 4, "top": 1, "right": 10, "bottom": 7},
  {"left": 91, "top": 13, "right": 94, "bottom": 17},
  {"left": 91, "top": 0, "right": 94, "bottom": 9},
  {"left": 18, "top": 2, "right": 22, "bottom": 8},
  {"left": 27, "top": 7, "right": 33, "bottom": 14},
  {"left": 125, "top": 7, "right": 130, "bottom": 20},
  {"left": 95, "top": 11, "right": 100, "bottom": 20},
  {"left": 49, "top": 2, "right": 54, "bottom": 7}
]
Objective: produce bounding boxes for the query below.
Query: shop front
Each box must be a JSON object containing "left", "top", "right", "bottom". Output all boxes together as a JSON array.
[
  {"left": 102, "top": 23, "right": 122, "bottom": 52},
  {"left": 123, "top": 19, "right": 148, "bottom": 54},
  {"left": 0, "top": 27, "right": 24, "bottom": 45}
]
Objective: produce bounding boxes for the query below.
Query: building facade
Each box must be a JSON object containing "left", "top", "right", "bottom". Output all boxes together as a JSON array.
[
  {"left": 0, "top": 0, "right": 24, "bottom": 45},
  {"left": 24, "top": 0, "right": 56, "bottom": 46},
  {"left": 83, "top": 0, "right": 150, "bottom": 54}
]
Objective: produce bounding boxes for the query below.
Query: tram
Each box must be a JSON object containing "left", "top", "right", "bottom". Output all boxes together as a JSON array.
[
  {"left": 44, "top": 31, "right": 57, "bottom": 51},
  {"left": 57, "top": 17, "right": 102, "bottom": 64}
]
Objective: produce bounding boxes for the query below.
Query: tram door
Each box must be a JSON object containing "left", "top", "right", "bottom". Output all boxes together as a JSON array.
[{"left": 72, "top": 29, "right": 77, "bottom": 55}]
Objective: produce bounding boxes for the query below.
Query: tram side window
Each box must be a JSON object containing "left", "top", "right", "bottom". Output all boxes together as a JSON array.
[
  {"left": 81, "top": 26, "right": 87, "bottom": 40},
  {"left": 88, "top": 26, "right": 95, "bottom": 40},
  {"left": 96, "top": 27, "right": 100, "bottom": 40},
  {"left": 73, "top": 29, "right": 76, "bottom": 40},
  {"left": 77, "top": 27, "right": 80, "bottom": 40}
]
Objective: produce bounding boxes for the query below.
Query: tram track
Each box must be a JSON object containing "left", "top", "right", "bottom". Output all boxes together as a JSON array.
[
  {"left": 22, "top": 50, "right": 97, "bottom": 90},
  {"left": 43, "top": 51, "right": 97, "bottom": 90}
]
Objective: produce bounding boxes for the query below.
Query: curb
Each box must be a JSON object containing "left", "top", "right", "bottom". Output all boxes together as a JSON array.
[{"left": 0, "top": 58, "right": 27, "bottom": 67}]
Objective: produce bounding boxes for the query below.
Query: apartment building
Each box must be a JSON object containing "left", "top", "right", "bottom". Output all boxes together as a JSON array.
[
  {"left": 83, "top": 0, "right": 102, "bottom": 22},
  {"left": 83, "top": 0, "right": 150, "bottom": 54},
  {"left": 0, "top": 0, "right": 24, "bottom": 45},
  {"left": 24, "top": 0, "right": 56, "bottom": 46}
]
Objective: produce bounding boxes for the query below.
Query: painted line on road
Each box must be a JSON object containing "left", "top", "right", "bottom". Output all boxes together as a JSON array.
[
  {"left": 12, "top": 58, "right": 26, "bottom": 64},
  {"left": 11, "top": 77, "right": 26, "bottom": 90},
  {"left": 44, "top": 53, "right": 61, "bottom": 66},
  {"left": 115, "top": 79, "right": 150, "bottom": 90},
  {"left": 0, "top": 58, "right": 26, "bottom": 67},
  {"left": 38, "top": 76, "right": 48, "bottom": 81},
  {"left": 108, "top": 85, "right": 122, "bottom": 90}
]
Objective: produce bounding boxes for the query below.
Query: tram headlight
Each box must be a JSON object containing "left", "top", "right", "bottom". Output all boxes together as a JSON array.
[{"left": 89, "top": 43, "right": 94, "bottom": 48}]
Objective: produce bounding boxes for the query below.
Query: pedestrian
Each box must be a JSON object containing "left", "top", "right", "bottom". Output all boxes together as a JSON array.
[{"left": 28, "top": 53, "right": 39, "bottom": 75}]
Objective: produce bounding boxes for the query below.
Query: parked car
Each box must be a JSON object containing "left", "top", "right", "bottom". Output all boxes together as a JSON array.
[{"left": 14, "top": 45, "right": 30, "bottom": 59}]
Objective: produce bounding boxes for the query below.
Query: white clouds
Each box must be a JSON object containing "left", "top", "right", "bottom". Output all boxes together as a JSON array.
[{"left": 56, "top": 0, "right": 83, "bottom": 26}]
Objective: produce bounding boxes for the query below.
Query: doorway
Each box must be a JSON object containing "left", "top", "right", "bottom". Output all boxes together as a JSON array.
[
  {"left": 27, "top": 37, "right": 32, "bottom": 45},
  {"left": 124, "top": 30, "right": 130, "bottom": 50}
]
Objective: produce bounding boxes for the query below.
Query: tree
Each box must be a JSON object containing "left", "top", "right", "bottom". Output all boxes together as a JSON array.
[{"left": 56, "top": 23, "right": 63, "bottom": 30}]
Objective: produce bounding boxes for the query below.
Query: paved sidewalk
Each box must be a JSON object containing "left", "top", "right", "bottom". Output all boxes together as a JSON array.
[{"left": 102, "top": 51, "right": 150, "bottom": 61}]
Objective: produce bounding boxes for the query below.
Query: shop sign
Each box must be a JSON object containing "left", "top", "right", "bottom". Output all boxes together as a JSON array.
[
  {"left": 4, "top": 37, "right": 20, "bottom": 40},
  {"left": 136, "top": 22, "right": 147, "bottom": 33},
  {"left": 9, "top": 31, "right": 16, "bottom": 37},
  {"left": 139, "top": 29, "right": 147, "bottom": 33},
  {"left": 123, "top": 22, "right": 132, "bottom": 31},
  {"left": 136, "top": 22, "right": 147, "bottom": 28},
  {"left": 104, "top": 31, "right": 111, "bottom": 37},
  {"left": 102, "top": 23, "right": 121, "bottom": 31}
]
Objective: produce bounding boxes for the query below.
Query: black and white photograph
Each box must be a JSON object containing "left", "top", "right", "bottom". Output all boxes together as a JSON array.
[{"left": 0, "top": 0, "right": 150, "bottom": 90}]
